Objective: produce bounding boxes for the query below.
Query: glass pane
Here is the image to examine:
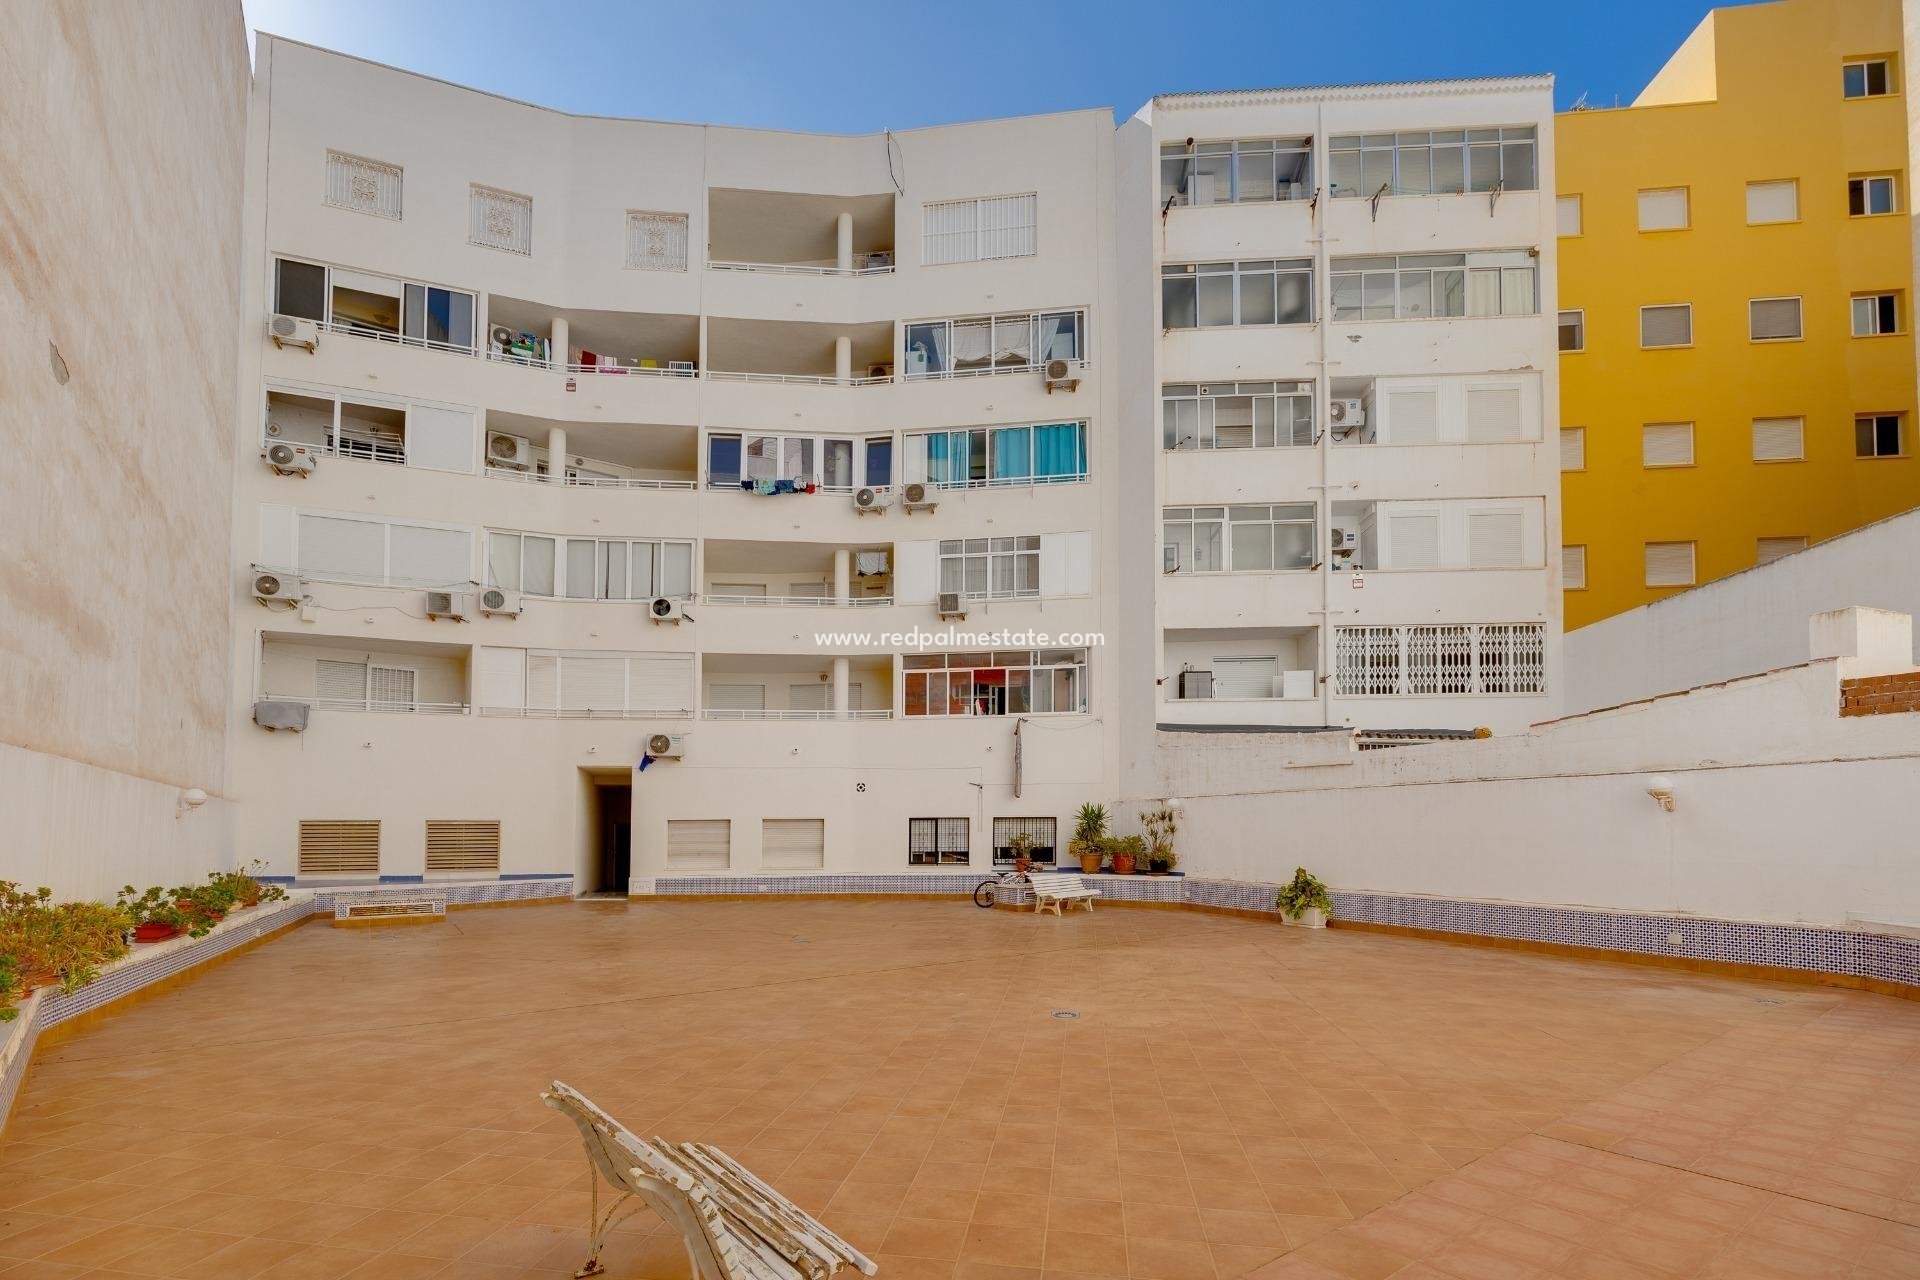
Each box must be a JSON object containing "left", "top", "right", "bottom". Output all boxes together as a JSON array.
[
  {"left": 1237, "top": 151, "right": 1276, "bottom": 202},
  {"left": 1362, "top": 273, "right": 1396, "bottom": 321},
  {"left": 1468, "top": 144, "right": 1501, "bottom": 192},
  {"left": 1432, "top": 145, "right": 1465, "bottom": 195},
  {"left": 1164, "top": 522, "right": 1193, "bottom": 572},
  {"left": 1398, "top": 270, "right": 1432, "bottom": 319},
  {"left": 1197, "top": 274, "right": 1235, "bottom": 327},
  {"left": 565, "top": 540, "right": 596, "bottom": 599},
  {"left": 660, "top": 542, "right": 692, "bottom": 596},
  {"left": 1194, "top": 521, "right": 1224, "bottom": 572},
  {"left": 402, "top": 283, "right": 425, "bottom": 343},
  {"left": 1398, "top": 146, "right": 1431, "bottom": 195},
  {"left": 487, "top": 532, "right": 521, "bottom": 590},
  {"left": 864, "top": 437, "right": 892, "bottom": 486},
  {"left": 743, "top": 436, "right": 777, "bottom": 482},
  {"left": 523, "top": 536, "right": 555, "bottom": 596},
  {"left": 1239, "top": 271, "right": 1276, "bottom": 325},
  {"left": 1191, "top": 150, "right": 1231, "bottom": 205},
  {"left": 1434, "top": 269, "right": 1467, "bottom": 317},
  {"left": 275, "top": 259, "right": 327, "bottom": 320},
  {"left": 1274, "top": 521, "right": 1315, "bottom": 569},
  {"left": 1857, "top": 418, "right": 1876, "bottom": 456},
  {"left": 905, "top": 322, "right": 947, "bottom": 374},
  {"left": 904, "top": 672, "right": 929, "bottom": 716},
  {"left": 1165, "top": 398, "right": 1198, "bottom": 449},
  {"left": 631, "top": 542, "right": 655, "bottom": 598},
  {"left": 823, "top": 439, "right": 854, "bottom": 488},
  {"left": 1360, "top": 149, "right": 1393, "bottom": 197},
  {"left": 708, "top": 435, "right": 742, "bottom": 486},
  {"left": 446, "top": 291, "right": 475, "bottom": 349},
  {"left": 603, "top": 541, "right": 628, "bottom": 600},
  {"left": 783, "top": 437, "right": 815, "bottom": 482},
  {"left": 1162, "top": 276, "right": 1196, "bottom": 329},
  {"left": 1502, "top": 141, "right": 1536, "bottom": 191},
  {"left": 1231, "top": 523, "right": 1274, "bottom": 571},
  {"left": 1039, "top": 311, "right": 1079, "bottom": 360},
  {"left": 1329, "top": 149, "right": 1360, "bottom": 198},
  {"left": 1331, "top": 274, "right": 1363, "bottom": 321}
]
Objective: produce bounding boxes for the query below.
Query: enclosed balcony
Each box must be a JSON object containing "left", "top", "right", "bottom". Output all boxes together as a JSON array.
[
  {"left": 705, "top": 317, "right": 894, "bottom": 385},
  {"left": 702, "top": 655, "right": 893, "bottom": 720},
  {"left": 482, "top": 412, "right": 697, "bottom": 489},
  {"left": 256, "top": 634, "right": 470, "bottom": 717},
  {"left": 484, "top": 297, "right": 699, "bottom": 377},
  {"left": 1161, "top": 626, "right": 1320, "bottom": 726},
  {"left": 702, "top": 541, "right": 892, "bottom": 606},
  {"left": 707, "top": 188, "right": 895, "bottom": 275}
]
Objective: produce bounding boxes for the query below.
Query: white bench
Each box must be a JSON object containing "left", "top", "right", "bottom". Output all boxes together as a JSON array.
[
  {"left": 1028, "top": 872, "right": 1100, "bottom": 916},
  {"left": 543, "top": 1081, "right": 877, "bottom": 1280}
]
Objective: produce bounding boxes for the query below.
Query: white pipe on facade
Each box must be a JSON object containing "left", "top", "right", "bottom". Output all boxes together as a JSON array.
[{"left": 1312, "top": 100, "right": 1335, "bottom": 729}]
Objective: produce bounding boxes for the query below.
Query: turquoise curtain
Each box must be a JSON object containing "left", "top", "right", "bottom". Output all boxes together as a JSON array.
[
  {"left": 993, "top": 427, "right": 1030, "bottom": 481},
  {"left": 1033, "top": 423, "right": 1083, "bottom": 478},
  {"left": 926, "top": 432, "right": 951, "bottom": 485}
]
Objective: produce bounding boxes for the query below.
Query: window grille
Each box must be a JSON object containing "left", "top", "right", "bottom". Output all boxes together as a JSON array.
[
  {"left": 1335, "top": 624, "right": 1546, "bottom": 696},
  {"left": 470, "top": 185, "right": 532, "bottom": 254},
  {"left": 626, "top": 211, "right": 688, "bottom": 271},
  {"left": 908, "top": 817, "right": 970, "bottom": 866},
  {"left": 325, "top": 152, "right": 402, "bottom": 219},
  {"left": 992, "top": 817, "right": 1057, "bottom": 865}
]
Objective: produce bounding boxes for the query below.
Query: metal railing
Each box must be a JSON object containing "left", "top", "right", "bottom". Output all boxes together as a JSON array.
[
  {"left": 318, "top": 320, "right": 476, "bottom": 357},
  {"left": 482, "top": 348, "right": 698, "bottom": 378},
  {"left": 701, "top": 594, "right": 894, "bottom": 608},
  {"left": 267, "top": 694, "right": 470, "bottom": 716},
  {"left": 701, "top": 708, "right": 894, "bottom": 721},
  {"left": 704, "top": 370, "right": 894, "bottom": 387},
  {"left": 484, "top": 464, "right": 698, "bottom": 491},
  {"left": 706, "top": 258, "right": 896, "bottom": 277},
  {"left": 477, "top": 706, "right": 695, "bottom": 720},
  {"left": 903, "top": 358, "right": 1088, "bottom": 381}
]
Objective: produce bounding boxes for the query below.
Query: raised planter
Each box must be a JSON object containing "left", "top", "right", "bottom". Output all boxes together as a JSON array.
[
  {"left": 133, "top": 922, "right": 178, "bottom": 943},
  {"left": 1283, "top": 907, "right": 1328, "bottom": 929}
]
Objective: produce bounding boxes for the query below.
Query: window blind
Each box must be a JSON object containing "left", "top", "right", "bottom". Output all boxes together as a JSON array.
[
  {"left": 1638, "top": 187, "right": 1688, "bottom": 231},
  {"left": 1388, "top": 389, "right": 1438, "bottom": 444},
  {"left": 761, "top": 819, "right": 826, "bottom": 870},
  {"left": 425, "top": 820, "right": 501, "bottom": 873},
  {"left": 1468, "top": 512, "right": 1525, "bottom": 567},
  {"left": 707, "top": 684, "right": 765, "bottom": 712},
  {"left": 1555, "top": 195, "right": 1581, "bottom": 236},
  {"left": 1752, "top": 417, "right": 1804, "bottom": 461},
  {"left": 1746, "top": 180, "right": 1797, "bottom": 225},
  {"left": 1563, "top": 545, "right": 1587, "bottom": 589},
  {"left": 1466, "top": 386, "right": 1524, "bottom": 441},
  {"left": 1756, "top": 536, "right": 1807, "bottom": 565},
  {"left": 1211, "top": 657, "right": 1278, "bottom": 699},
  {"left": 298, "top": 820, "right": 379, "bottom": 876},
  {"left": 297, "top": 514, "right": 387, "bottom": 582},
  {"left": 315, "top": 659, "right": 368, "bottom": 708},
  {"left": 1641, "top": 305, "right": 1692, "bottom": 347},
  {"left": 1389, "top": 514, "right": 1440, "bottom": 569},
  {"left": 666, "top": 820, "right": 730, "bottom": 869},
  {"left": 1749, "top": 297, "right": 1802, "bottom": 340},
  {"left": 1643, "top": 423, "right": 1694, "bottom": 468},
  {"left": 1560, "top": 427, "right": 1586, "bottom": 471},
  {"left": 1645, "top": 541, "right": 1696, "bottom": 587}
]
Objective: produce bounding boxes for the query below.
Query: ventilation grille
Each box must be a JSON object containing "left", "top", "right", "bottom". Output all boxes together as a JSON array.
[
  {"left": 425, "top": 820, "right": 501, "bottom": 873},
  {"left": 298, "top": 820, "right": 380, "bottom": 876}
]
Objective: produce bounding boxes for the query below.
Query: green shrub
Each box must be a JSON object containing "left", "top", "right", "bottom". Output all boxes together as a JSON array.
[{"left": 1274, "top": 867, "right": 1333, "bottom": 919}]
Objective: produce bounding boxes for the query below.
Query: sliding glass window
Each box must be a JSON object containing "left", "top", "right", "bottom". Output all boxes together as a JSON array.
[
  {"left": 1159, "top": 138, "right": 1312, "bottom": 206},
  {"left": 1162, "top": 260, "right": 1313, "bottom": 329},
  {"left": 1329, "top": 127, "right": 1537, "bottom": 198},
  {"left": 1330, "top": 252, "right": 1537, "bottom": 321}
]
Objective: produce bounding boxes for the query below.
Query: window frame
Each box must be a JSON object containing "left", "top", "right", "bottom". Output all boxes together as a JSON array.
[
  {"left": 271, "top": 256, "right": 477, "bottom": 353},
  {"left": 1162, "top": 505, "right": 1315, "bottom": 575},
  {"left": 903, "top": 309, "right": 1085, "bottom": 378},
  {"left": 1644, "top": 541, "right": 1697, "bottom": 588},
  {"left": 1160, "top": 381, "right": 1315, "bottom": 451},
  {"left": 1744, "top": 179, "right": 1800, "bottom": 226},
  {"left": 1639, "top": 303, "right": 1694, "bottom": 350},
  {"left": 1851, "top": 292, "right": 1902, "bottom": 337},
  {"left": 1329, "top": 252, "right": 1538, "bottom": 323},
  {"left": 1637, "top": 187, "right": 1691, "bottom": 232},
  {"left": 1159, "top": 138, "right": 1314, "bottom": 207},
  {"left": 1843, "top": 58, "right": 1894, "bottom": 100},
  {"left": 1557, "top": 309, "right": 1585, "bottom": 352},
  {"left": 1160, "top": 259, "right": 1315, "bottom": 330},
  {"left": 1748, "top": 295, "right": 1804, "bottom": 343},
  {"left": 908, "top": 817, "right": 971, "bottom": 867},
  {"left": 902, "top": 421, "right": 1088, "bottom": 489},
  {"left": 1751, "top": 416, "right": 1807, "bottom": 463},
  {"left": 1848, "top": 175, "right": 1899, "bottom": 218},
  {"left": 1328, "top": 126, "right": 1538, "bottom": 199},
  {"left": 486, "top": 530, "right": 693, "bottom": 600},
  {"left": 1855, "top": 413, "right": 1906, "bottom": 459},
  {"left": 901, "top": 650, "right": 1089, "bottom": 718},
  {"left": 1560, "top": 426, "right": 1586, "bottom": 472},
  {"left": 1641, "top": 422, "right": 1696, "bottom": 469},
  {"left": 1562, "top": 545, "right": 1587, "bottom": 591},
  {"left": 938, "top": 536, "right": 1042, "bottom": 601}
]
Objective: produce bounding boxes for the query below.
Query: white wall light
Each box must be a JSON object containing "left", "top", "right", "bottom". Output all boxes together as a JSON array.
[{"left": 1645, "top": 774, "right": 1676, "bottom": 812}]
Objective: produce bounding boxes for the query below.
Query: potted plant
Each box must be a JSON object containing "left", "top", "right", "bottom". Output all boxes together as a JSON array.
[
  {"left": 1108, "top": 834, "right": 1145, "bottom": 876},
  {"left": 1071, "top": 802, "right": 1109, "bottom": 875},
  {"left": 204, "top": 862, "right": 286, "bottom": 912},
  {"left": 0, "top": 956, "right": 19, "bottom": 1022},
  {"left": 1275, "top": 867, "right": 1333, "bottom": 928},
  {"left": 1140, "top": 807, "right": 1179, "bottom": 875},
  {"left": 1007, "top": 832, "right": 1038, "bottom": 874},
  {"left": 118, "top": 885, "right": 187, "bottom": 942}
]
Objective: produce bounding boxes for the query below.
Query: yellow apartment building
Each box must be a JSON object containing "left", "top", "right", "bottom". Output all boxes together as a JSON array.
[{"left": 1557, "top": 0, "right": 1919, "bottom": 629}]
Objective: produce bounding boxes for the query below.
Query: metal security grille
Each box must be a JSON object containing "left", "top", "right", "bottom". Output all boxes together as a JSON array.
[
  {"left": 298, "top": 820, "right": 380, "bottom": 876},
  {"left": 992, "top": 817, "right": 1057, "bottom": 865},
  {"left": 425, "top": 820, "right": 501, "bottom": 874},
  {"left": 470, "top": 184, "right": 532, "bottom": 255},
  {"left": 908, "top": 817, "right": 969, "bottom": 866},
  {"left": 626, "top": 211, "right": 688, "bottom": 271},
  {"left": 1335, "top": 625, "right": 1546, "bottom": 697},
  {"left": 325, "top": 152, "right": 403, "bottom": 220}
]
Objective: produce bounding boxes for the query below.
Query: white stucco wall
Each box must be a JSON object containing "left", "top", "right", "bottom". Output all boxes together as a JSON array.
[
  {"left": 1564, "top": 507, "right": 1920, "bottom": 714},
  {"left": 0, "top": 0, "right": 248, "bottom": 899}
]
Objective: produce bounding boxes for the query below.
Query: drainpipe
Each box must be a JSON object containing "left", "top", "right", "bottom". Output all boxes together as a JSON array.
[{"left": 1313, "top": 101, "right": 1335, "bottom": 728}]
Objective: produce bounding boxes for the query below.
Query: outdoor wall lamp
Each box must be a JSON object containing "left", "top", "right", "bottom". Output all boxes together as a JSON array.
[
  {"left": 1646, "top": 774, "right": 1676, "bottom": 812},
  {"left": 176, "top": 787, "right": 209, "bottom": 819}
]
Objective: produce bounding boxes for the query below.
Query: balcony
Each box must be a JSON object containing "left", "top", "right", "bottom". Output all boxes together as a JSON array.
[
  {"left": 264, "top": 388, "right": 408, "bottom": 466},
  {"left": 483, "top": 412, "right": 698, "bottom": 490},
  {"left": 1161, "top": 626, "right": 1321, "bottom": 727},
  {"left": 705, "top": 318, "right": 894, "bottom": 386},
  {"left": 706, "top": 188, "right": 895, "bottom": 276},
  {"left": 701, "top": 540, "right": 892, "bottom": 607},
  {"left": 702, "top": 654, "right": 893, "bottom": 720},
  {"left": 257, "top": 634, "right": 470, "bottom": 717},
  {"left": 903, "top": 310, "right": 1086, "bottom": 381},
  {"left": 484, "top": 296, "right": 699, "bottom": 377}
]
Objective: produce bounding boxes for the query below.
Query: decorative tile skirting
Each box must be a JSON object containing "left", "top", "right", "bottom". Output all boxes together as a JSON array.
[
  {"left": 992, "top": 874, "right": 1185, "bottom": 908},
  {"left": 644, "top": 874, "right": 986, "bottom": 897},
  {"left": 0, "top": 876, "right": 574, "bottom": 1135}
]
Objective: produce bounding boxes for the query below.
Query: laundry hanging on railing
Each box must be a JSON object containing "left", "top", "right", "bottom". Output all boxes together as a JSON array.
[{"left": 738, "top": 478, "right": 819, "bottom": 495}]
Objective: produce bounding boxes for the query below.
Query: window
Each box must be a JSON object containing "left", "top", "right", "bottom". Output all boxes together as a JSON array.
[
  {"left": 1333, "top": 624, "right": 1546, "bottom": 696},
  {"left": 274, "top": 258, "right": 327, "bottom": 322},
  {"left": 626, "top": 212, "right": 688, "bottom": 271},
  {"left": 1849, "top": 175, "right": 1898, "bottom": 217},
  {"left": 992, "top": 818, "right": 1058, "bottom": 866},
  {"left": 1746, "top": 180, "right": 1798, "bottom": 224},
  {"left": 864, "top": 436, "right": 893, "bottom": 487},
  {"left": 903, "top": 422, "right": 1086, "bottom": 488},
  {"left": 1752, "top": 417, "right": 1805, "bottom": 462},
  {"left": 1853, "top": 293, "right": 1901, "bottom": 336},
  {"left": 1856, "top": 414, "right": 1905, "bottom": 457},
  {"left": 902, "top": 650, "right": 1088, "bottom": 717},
  {"left": 1329, "top": 252, "right": 1537, "bottom": 321},
  {"left": 1160, "top": 260, "right": 1315, "bottom": 329},
  {"left": 1161, "top": 382, "right": 1313, "bottom": 450},
  {"left": 1749, "top": 297, "right": 1803, "bottom": 341},
  {"left": 923, "top": 194, "right": 1037, "bottom": 264},
  {"left": 1560, "top": 427, "right": 1586, "bottom": 471},
  {"left": 315, "top": 659, "right": 417, "bottom": 712},
  {"left": 1162, "top": 506, "right": 1314, "bottom": 573},
  {"left": 1638, "top": 188, "right": 1689, "bottom": 231},
  {"left": 500, "top": 650, "right": 694, "bottom": 717},
  {"left": 324, "top": 151, "right": 402, "bottom": 220},
  {"left": 1757, "top": 536, "right": 1807, "bottom": 565},
  {"left": 940, "top": 537, "right": 1040, "bottom": 600},
  {"left": 1558, "top": 310, "right": 1585, "bottom": 352},
  {"left": 271, "top": 258, "right": 475, "bottom": 352},
  {"left": 298, "top": 820, "right": 379, "bottom": 877},
  {"left": 1641, "top": 304, "right": 1693, "bottom": 348},
  {"left": 290, "top": 512, "right": 469, "bottom": 587},
  {"left": 1563, "top": 545, "right": 1587, "bottom": 590},
  {"left": 1467, "top": 511, "right": 1525, "bottom": 567},
  {"left": 908, "top": 818, "right": 970, "bottom": 866},
  {"left": 403, "top": 284, "right": 476, "bottom": 353},
  {"left": 1160, "top": 138, "right": 1312, "bottom": 206},
  {"left": 762, "top": 819, "right": 825, "bottom": 871},
  {"left": 1329, "top": 127, "right": 1537, "bottom": 198},
  {"left": 469, "top": 184, "right": 532, "bottom": 254},
  {"left": 1387, "top": 513, "right": 1439, "bottom": 568},
  {"left": 487, "top": 532, "right": 691, "bottom": 599},
  {"left": 1556, "top": 195, "right": 1582, "bottom": 236},
  {"left": 666, "top": 820, "right": 730, "bottom": 869},
  {"left": 1843, "top": 58, "right": 1893, "bottom": 99},
  {"left": 425, "top": 820, "right": 501, "bottom": 874},
  {"left": 904, "top": 310, "right": 1083, "bottom": 376},
  {"left": 1644, "top": 541, "right": 1696, "bottom": 587},
  {"left": 1466, "top": 386, "right": 1524, "bottom": 442},
  {"left": 1643, "top": 423, "right": 1695, "bottom": 468}
]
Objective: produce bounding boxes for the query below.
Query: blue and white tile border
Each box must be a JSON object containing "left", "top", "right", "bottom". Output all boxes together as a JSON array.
[
  {"left": 0, "top": 875, "right": 572, "bottom": 1135},
  {"left": 641, "top": 872, "right": 1920, "bottom": 992}
]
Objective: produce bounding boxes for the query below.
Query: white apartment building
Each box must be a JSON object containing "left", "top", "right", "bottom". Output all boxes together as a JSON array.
[
  {"left": 229, "top": 40, "right": 1560, "bottom": 891},
  {"left": 233, "top": 37, "right": 1127, "bottom": 889},
  {"left": 1121, "top": 80, "right": 1563, "bottom": 737}
]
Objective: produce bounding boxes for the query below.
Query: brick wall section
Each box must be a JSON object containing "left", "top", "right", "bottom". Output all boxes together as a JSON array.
[{"left": 1839, "top": 672, "right": 1920, "bottom": 716}]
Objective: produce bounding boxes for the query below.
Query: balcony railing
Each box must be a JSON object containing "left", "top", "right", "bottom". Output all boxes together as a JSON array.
[
  {"left": 706, "top": 258, "right": 896, "bottom": 277},
  {"left": 701, "top": 708, "right": 894, "bottom": 721},
  {"left": 704, "top": 370, "right": 893, "bottom": 387},
  {"left": 904, "top": 358, "right": 1088, "bottom": 383},
  {"left": 318, "top": 320, "right": 476, "bottom": 358},
  {"left": 265, "top": 693, "right": 469, "bottom": 715},
  {"left": 485, "top": 464, "right": 697, "bottom": 491},
  {"left": 477, "top": 706, "right": 695, "bottom": 720},
  {"left": 701, "top": 593, "right": 894, "bottom": 608},
  {"left": 482, "top": 349, "right": 697, "bottom": 378}
]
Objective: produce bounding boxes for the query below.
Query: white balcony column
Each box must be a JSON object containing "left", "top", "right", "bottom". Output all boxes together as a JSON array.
[
  {"left": 833, "top": 548, "right": 851, "bottom": 604},
  {"left": 832, "top": 656, "right": 849, "bottom": 719},
  {"left": 547, "top": 426, "right": 567, "bottom": 483},
  {"left": 836, "top": 211, "right": 854, "bottom": 272},
  {"left": 550, "top": 315, "right": 569, "bottom": 370},
  {"left": 834, "top": 334, "right": 852, "bottom": 385}
]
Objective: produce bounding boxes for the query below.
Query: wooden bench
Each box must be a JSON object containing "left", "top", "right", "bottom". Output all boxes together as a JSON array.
[
  {"left": 1028, "top": 872, "right": 1100, "bottom": 916},
  {"left": 543, "top": 1080, "right": 877, "bottom": 1280}
]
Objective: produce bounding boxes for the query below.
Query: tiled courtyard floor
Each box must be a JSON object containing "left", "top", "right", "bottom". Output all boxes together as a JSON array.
[{"left": 2, "top": 899, "right": 1918, "bottom": 1280}]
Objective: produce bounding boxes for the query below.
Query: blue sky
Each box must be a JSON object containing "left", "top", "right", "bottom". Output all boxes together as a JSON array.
[{"left": 241, "top": 0, "right": 1734, "bottom": 132}]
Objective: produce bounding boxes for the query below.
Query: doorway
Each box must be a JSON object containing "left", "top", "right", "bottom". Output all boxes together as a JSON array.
[{"left": 579, "top": 771, "right": 631, "bottom": 897}]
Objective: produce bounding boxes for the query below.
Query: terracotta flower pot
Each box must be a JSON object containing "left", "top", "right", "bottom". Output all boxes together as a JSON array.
[
  {"left": 1111, "top": 853, "right": 1137, "bottom": 876},
  {"left": 134, "top": 922, "right": 178, "bottom": 943},
  {"left": 15, "top": 969, "right": 55, "bottom": 997},
  {"left": 1014, "top": 856, "right": 1032, "bottom": 874},
  {"left": 1079, "top": 851, "right": 1103, "bottom": 875}
]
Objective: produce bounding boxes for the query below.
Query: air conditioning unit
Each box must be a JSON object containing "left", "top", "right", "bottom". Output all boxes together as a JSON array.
[
  {"left": 937, "top": 592, "right": 968, "bottom": 620},
  {"left": 645, "top": 732, "right": 685, "bottom": 760},
  {"left": 251, "top": 569, "right": 307, "bottom": 603},
  {"left": 425, "top": 590, "right": 469, "bottom": 621},
  {"left": 864, "top": 250, "right": 894, "bottom": 269},
  {"left": 648, "top": 596, "right": 686, "bottom": 624},
  {"left": 852, "top": 486, "right": 892, "bottom": 514},
  {"left": 667, "top": 360, "right": 696, "bottom": 377},
  {"left": 267, "top": 314, "right": 319, "bottom": 351},
  {"left": 263, "top": 442, "right": 317, "bottom": 476},
  {"left": 479, "top": 587, "right": 522, "bottom": 617},
  {"left": 1329, "top": 399, "right": 1366, "bottom": 432},
  {"left": 866, "top": 363, "right": 894, "bottom": 380},
  {"left": 1043, "top": 358, "right": 1080, "bottom": 393},
  {"left": 488, "top": 432, "right": 532, "bottom": 469},
  {"left": 901, "top": 482, "right": 938, "bottom": 513}
]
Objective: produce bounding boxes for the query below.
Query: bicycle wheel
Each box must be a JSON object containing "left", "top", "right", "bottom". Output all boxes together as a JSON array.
[{"left": 972, "top": 878, "right": 999, "bottom": 909}]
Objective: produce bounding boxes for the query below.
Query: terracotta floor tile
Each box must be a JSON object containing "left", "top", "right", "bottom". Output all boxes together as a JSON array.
[
  {"left": 882, "top": 1218, "right": 970, "bottom": 1262},
  {"left": 1044, "top": 1228, "right": 1131, "bottom": 1277}
]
